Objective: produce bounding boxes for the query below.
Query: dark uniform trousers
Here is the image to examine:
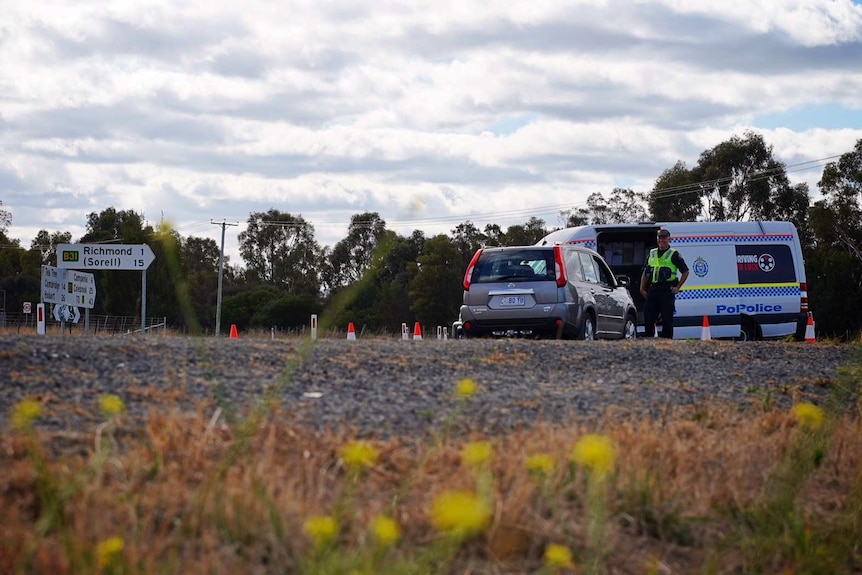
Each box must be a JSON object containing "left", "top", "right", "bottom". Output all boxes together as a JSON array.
[{"left": 643, "top": 284, "right": 676, "bottom": 339}]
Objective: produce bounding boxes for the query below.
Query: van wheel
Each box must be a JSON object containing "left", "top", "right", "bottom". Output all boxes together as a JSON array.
[
  {"left": 737, "top": 317, "right": 759, "bottom": 341},
  {"left": 622, "top": 314, "right": 637, "bottom": 339},
  {"left": 578, "top": 314, "right": 596, "bottom": 341}
]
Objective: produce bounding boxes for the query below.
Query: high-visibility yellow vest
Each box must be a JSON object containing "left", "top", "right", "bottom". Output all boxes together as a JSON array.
[{"left": 647, "top": 248, "right": 679, "bottom": 284}]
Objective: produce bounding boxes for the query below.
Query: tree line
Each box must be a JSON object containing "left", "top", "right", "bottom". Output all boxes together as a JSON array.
[{"left": 1, "top": 131, "right": 861, "bottom": 339}]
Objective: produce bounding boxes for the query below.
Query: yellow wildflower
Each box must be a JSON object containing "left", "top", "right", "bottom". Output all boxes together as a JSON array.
[
  {"left": 10, "top": 398, "right": 42, "bottom": 431},
  {"left": 455, "top": 378, "right": 478, "bottom": 399},
  {"left": 543, "top": 543, "right": 574, "bottom": 569},
  {"left": 571, "top": 434, "right": 617, "bottom": 477},
  {"left": 98, "top": 394, "right": 126, "bottom": 417},
  {"left": 370, "top": 515, "right": 401, "bottom": 547},
  {"left": 96, "top": 536, "right": 124, "bottom": 568},
  {"left": 341, "top": 440, "right": 379, "bottom": 472},
  {"left": 791, "top": 402, "right": 824, "bottom": 430},
  {"left": 302, "top": 515, "right": 338, "bottom": 547},
  {"left": 461, "top": 441, "right": 493, "bottom": 468},
  {"left": 525, "top": 453, "right": 557, "bottom": 477},
  {"left": 430, "top": 490, "right": 492, "bottom": 537}
]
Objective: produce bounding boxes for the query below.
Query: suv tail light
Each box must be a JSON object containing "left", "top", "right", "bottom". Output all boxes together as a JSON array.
[
  {"left": 553, "top": 246, "right": 567, "bottom": 287},
  {"left": 799, "top": 282, "right": 809, "bottom": 313},
  {"left": 463, "top": 249, "right": 483, "bottom": 290}
]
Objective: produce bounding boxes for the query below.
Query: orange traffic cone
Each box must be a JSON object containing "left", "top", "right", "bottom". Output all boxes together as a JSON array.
[
  {"left": 229, "top": 324, "right": 238, "bottom": 339},
  {"left": 701, "top": 316, "right": 711, "bottom": 341},
  {"left": 347, "top": 322, "right": 357, "bottom": 341},
  {"left": 805, "top": 314, "right": 815, "bottom": 343},
  {"left": 413, "top": 322, "right": 423, "bottom": 341}
]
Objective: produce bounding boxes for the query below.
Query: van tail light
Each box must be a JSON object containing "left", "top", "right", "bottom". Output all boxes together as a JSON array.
[
  {"left": 463, "top": 249, "right": 483, "bottom": 291},
  {"left": 553, "top": 246, "right": 567, "bottom": 287},
  {"left": 799, "top": 282, "right": 809, "bottom": 313}
]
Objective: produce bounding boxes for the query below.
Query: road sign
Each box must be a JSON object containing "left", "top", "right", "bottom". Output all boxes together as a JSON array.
[
  {"left": 53, "top": 304, "right": 81, "bottom": 323},
  {"left": 41, "top": 265, "right": 65, "bottom": 305},
  {"left": 57, "top": 243, "right": 155, "bottom": 270},
  {"left": 41, "top": 266, "right": 97, "bottom": 309},
  {"left": 23, "top": 302, "right": 32, "bottom": 314},
  {"left": 66, "top": 269, "right": 96, "bottom": 309}
]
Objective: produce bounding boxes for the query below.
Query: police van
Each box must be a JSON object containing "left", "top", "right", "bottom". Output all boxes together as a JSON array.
[{"left": 538, "top": 221, "right": 809, "bottom": 340}]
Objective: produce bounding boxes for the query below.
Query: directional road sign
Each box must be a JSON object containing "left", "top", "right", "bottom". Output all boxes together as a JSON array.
[
  {"left": 41, "top": 266, "right": 97, "bottom": 309},
  {"left": 57, "top": 243, "right": 155, "bottom": 270}
]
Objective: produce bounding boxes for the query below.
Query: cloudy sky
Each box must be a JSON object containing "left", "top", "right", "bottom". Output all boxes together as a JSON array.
[{"left": 2, "top": 0, "right": 862, "bottom": 266}]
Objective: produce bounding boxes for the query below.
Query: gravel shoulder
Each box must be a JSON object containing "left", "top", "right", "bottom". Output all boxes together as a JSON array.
[{"left": 0, "top": 335, "right": 855, "bottom": 438}]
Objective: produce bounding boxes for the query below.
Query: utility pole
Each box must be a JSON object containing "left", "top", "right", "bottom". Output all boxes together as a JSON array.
[{"left": 212, "top": 220, "right": 238, "bottom": 336}]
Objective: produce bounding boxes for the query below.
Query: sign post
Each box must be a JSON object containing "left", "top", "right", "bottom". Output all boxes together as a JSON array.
[
  {"left": 37, "top": 303, "right": 46, "bottom": 335},
  {"left": 57, "top": 244, "right": 155, "bottom": 336}
]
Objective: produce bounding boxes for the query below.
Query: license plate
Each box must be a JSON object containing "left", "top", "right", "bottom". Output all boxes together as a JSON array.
[{"left": 499, "top": 296, "right": 525, "bottom": 307}]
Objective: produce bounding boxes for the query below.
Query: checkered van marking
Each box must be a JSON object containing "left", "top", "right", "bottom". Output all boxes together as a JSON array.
[
  {"left": 677, "top": 284, "right": 801, "bottom": 301},
  {"left": 669, "top": 234, "right": 794, "bottom": 245},
  {"left": 565, "top": 239, "right": 597, "bottom": 249},
  {"left": 564, "top": 234, "right": 793, "bottom": 249}
]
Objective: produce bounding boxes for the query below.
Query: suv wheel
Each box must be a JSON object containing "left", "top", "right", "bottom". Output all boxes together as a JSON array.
[{"left": 579, "top": 313, "right": 595, "bottom": 341}]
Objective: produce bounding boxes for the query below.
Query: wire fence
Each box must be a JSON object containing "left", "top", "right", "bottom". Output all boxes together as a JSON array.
[{"left": 0, "top": 311, "right": 168, "bottom": 336}]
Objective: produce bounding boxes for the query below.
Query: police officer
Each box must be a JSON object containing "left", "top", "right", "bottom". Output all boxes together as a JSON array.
[{"left": 640, "top": 228, "right": 690, "bottom": 338}]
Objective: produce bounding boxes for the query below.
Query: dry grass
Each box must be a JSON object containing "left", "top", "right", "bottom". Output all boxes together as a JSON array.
[{"left": 2, "top": 364, "right": 861, "bottom": 574}]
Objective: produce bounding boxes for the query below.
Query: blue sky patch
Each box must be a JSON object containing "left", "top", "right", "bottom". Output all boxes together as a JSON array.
[{"left": 755, "top": 103, "right": 862, "bottom": 131}]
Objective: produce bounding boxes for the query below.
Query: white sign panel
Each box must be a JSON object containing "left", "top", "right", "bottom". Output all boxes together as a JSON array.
[
  {"left": 41, "top": 265, "right": 65, "bottom": 304},
  {"left": 41, "top": 266, "right": 97, "bottom": 309},
  {"left": 57, "top": 243, "right": 155, "bottom": 270},
  {"left": 67, "top": 270, "right": 96, "bottom": 309}
]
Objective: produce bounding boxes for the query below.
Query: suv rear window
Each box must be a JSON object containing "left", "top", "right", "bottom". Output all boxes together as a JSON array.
[{"left": 472, "top": 249, "right": 555, "bottom": 283}]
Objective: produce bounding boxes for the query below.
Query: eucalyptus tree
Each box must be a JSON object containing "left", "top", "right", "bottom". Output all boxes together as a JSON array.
[
  {"left": 648, "top": 161, "right": 700, "bottom": 222},
  {"left": 409, "top": 234, "right": 462, "bottom": 328},
  {"left": 323, "top": 212, "right": 388, "bottom": 292},
  {"left": 450, "top": 221, "right": 486, "bottom": 268},
  {"left": 806, "top": 138, "right": 862, "bottom": 339},
  {"left": 691, "top": 131, "right": 799, "bottom": 223},
  {"left": 30, "top": 230, "right": 72, "bottom": 266},
  {"left": 503, "top": 216, "right": 547, "bottom": 246},
  {"left": 815, "top": 138, "right": 862, "bottom": 258},
  {"left": 239, "top": 209, "right": 322, "bottom": 296},
  {"left": 77, "top": 208, "right": 155, "bottom": 316}
]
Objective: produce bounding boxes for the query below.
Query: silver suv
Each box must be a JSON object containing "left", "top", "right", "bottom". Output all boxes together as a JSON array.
[{"left": 458, "top": 245, "right": 637, "bottom": 340}]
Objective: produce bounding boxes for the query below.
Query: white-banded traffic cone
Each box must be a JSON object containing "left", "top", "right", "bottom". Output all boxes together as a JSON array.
[
  {"left": 413, "top": 322, "right": 422, "bottom": 341},
  {"left": 701, "top": 315, "right": 711, "bottom": 341},
  {"left": 805, "top": 314, "right": 815, "bottom": 343},
  {"left": 347, "top": 322, "right": 357, "bottom": 341}
]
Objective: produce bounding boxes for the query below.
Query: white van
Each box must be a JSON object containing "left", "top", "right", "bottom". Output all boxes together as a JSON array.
[{"left": 538, "top": 221, "right": 809, "bottom": 340}]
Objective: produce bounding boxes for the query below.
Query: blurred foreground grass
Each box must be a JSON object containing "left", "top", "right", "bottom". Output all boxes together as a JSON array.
[{"left": 2, "top": 348, "right": 861, "bottom": 575}]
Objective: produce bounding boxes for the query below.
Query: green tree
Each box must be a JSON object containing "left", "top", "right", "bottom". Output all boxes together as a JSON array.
[
  {"left": 78, "top": 208, "right": 155, "bottom": 316},
  {"left": 409, "top": 234, "right": 462, "bottom": 328},
  {"left": 180, "top": 235, "right": 225, "bottom": 333},
  {"left": 816, "top": 138, "right": 862, "bottom": 259},
  {"left": 323, "top": 212, "right": 388, "bottom": 292},
  {"left": 692, "top": 131, "right": 797, "bottom": 222},
  {"left": 483, "top": 223, "right": 505, "bottom": 247},
  {"left": 371, "top": 230, "right": 424, "bottom": 330},
  {"left": 648, "top": 161, "right": 700, "bottom": 221},
  {"left": 30, "top": 230, "right": 73, "bottom": 266},
  {"left": 503, "top": 217, "right": 547, "bottom": 246},
  {"left": 239, "top": 210, "right": 322, "bottom": 296},
  {"left": 807, "top": 138, "right": 862, "bottom": 339},
  {"left": 450, "top": 221, "right": 486, "bottom": 268}
]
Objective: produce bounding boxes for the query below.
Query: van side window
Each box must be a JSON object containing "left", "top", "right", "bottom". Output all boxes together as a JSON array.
[{"left": 579, "top": 252, "right": 598, "bottom": 283}]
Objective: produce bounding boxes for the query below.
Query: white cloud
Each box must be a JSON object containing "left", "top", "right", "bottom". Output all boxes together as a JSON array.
[{"left": 2, "top": 0, "right": 862, "bottom": 266}]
